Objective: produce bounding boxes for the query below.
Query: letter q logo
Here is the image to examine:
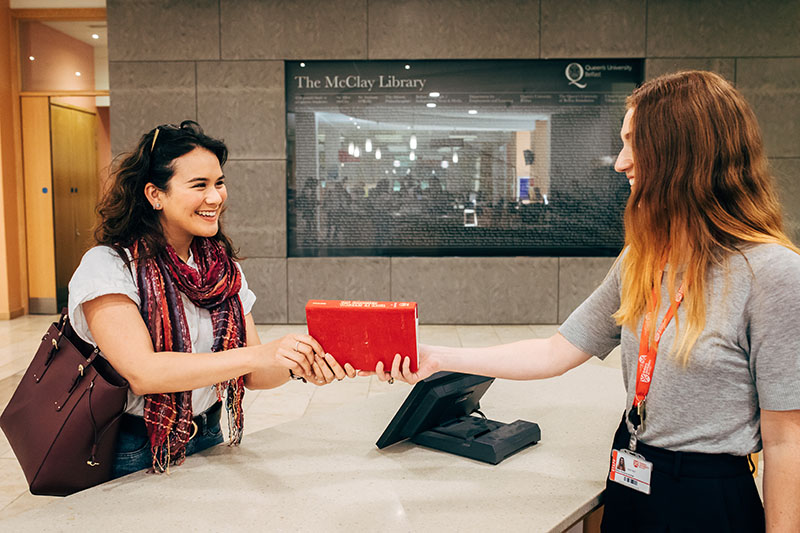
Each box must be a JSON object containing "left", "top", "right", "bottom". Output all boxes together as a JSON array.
[{"left": 565, "top": 63, "right": 587, "bottom": 89}]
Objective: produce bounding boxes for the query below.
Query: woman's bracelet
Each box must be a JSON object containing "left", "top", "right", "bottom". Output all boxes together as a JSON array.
[{"left": 289, "top": 369, "right": 307, "bottom": 383}]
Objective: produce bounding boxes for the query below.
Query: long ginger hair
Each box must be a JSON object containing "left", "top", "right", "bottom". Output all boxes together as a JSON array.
[{"left": 613, "top": 71, "right": 798, "bottom": 363}]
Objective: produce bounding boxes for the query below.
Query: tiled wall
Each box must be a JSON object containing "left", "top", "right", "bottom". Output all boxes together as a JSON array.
[{"left": 107, "top": 0, "right": 800, "bottom": 324}]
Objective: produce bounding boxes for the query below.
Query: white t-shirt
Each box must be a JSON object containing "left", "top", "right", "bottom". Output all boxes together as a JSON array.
[{"left": 68, "top": 245, "right": 257, "bottom": 416}]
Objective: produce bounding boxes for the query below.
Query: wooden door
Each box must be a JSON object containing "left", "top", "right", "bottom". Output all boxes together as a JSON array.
[{"left": 50, "top": 103, "right": 98, "bottom": 309}]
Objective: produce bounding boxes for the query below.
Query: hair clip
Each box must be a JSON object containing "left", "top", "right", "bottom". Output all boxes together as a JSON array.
[{"left": 151, "top": 128, "right": 160, "bottom": 151}]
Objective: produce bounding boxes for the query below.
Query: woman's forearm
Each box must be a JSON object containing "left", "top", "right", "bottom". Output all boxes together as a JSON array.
[
  {"left": 432, "top": 333, "right": 591, "bottom": 380},
  {"left": 125, "top": 344, "right": 265, "bottom": 395}
]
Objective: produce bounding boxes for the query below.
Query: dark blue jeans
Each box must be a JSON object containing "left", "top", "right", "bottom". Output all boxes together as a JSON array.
[{"left": 111, "top": 403, "right": 224, "bottom": 479}]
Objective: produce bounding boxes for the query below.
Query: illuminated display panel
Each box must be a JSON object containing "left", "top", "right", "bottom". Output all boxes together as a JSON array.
[{"left": 286, "top": 59, "right": 643, "bottom": 257}]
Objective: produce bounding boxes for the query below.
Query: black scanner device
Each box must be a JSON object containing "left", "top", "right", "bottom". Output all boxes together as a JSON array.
[{"left": 376, "top": 372, "right": 541, "bottom": 465}]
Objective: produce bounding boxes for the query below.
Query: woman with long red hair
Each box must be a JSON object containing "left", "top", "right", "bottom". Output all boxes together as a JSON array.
[{"left": 379, "top": 71, "right": 800, "bottom": 531}]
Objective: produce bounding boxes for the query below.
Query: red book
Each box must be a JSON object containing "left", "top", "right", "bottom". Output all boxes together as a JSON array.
[{"left": 305, "top": 300, "right": 419, "bottom": 372}]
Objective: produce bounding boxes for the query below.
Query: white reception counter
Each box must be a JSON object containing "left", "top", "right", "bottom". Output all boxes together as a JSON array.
[{"left": 1, "top": 363, "right": 626, "bottom": 532}]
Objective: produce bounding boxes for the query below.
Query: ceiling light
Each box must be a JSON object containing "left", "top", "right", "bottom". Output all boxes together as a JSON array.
[
  {"left": 91, "top": 33, "right": 99, "bottom": 39},
  {"left": 409, "top": 151, "right": 416, "bottom": 161},
  {"left": 404, "top": 64, "right": 411, "bottom": 70},
  {"left": 75, "top": 71, "right": 82, "bottom": 77},
  {"left": 429, "top": 92, "right": 440, "bottom": 97},
  {"left": 409, "top": 134, "right": 417, "bottom": 149},
  {"left": 393, "top": 160, "right": 400, "bottom": 168},
  {"left": 468, "top": 109, "right": 478, "bottom": 115},
  {"left": 348, "top": 142, "right": 354, "bottom": 155},
  {"left": 365, "top": 139, "right": 372, "bottom": 152},
  {"left": 426, "top": 103, "right": 436, "bottom": 108},
  {"left": 300, "top": 62, "right": 306, "bottom": 67},
  {"left": 353, "top": 146, "right": 360, "bottom": 158},
  {"left": 441, "top": 160, "right": 449, "bottom": 169},
  {"left": 375, "top": 148, "right": 382, "bottom": 160},
  {"left": 28, "top": 56, "right": 34, "bottom": 61},
  {"left": 452, "top": 152, "right": 459, "bottom": 163}
]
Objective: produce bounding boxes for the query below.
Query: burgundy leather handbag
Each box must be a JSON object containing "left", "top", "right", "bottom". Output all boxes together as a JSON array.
[{"left": 0, "top": 311, "right": 129, "bottom": 496}]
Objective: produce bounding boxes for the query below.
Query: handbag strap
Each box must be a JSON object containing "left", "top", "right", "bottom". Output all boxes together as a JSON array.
[
  {"left": 44, "top": 311, "right": 69, "bottom": 367},
  {"left": 86, "top": 378, "right": 127, "bottom": 467},
  {"left": 54, "top": 347, "right": 101, "bottom": 412}
]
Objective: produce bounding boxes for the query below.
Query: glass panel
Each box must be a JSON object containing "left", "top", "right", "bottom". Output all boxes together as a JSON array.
[
  {"left": 18, "top": 19, "right": 108, "bottom": 108},
  {"left": 287, "top": 59, "right": 643, "bottom": 257}
]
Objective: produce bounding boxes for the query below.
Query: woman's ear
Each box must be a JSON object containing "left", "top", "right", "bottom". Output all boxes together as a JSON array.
[{"left": 144, "top": 183, "right": 162, "bottom": 210}]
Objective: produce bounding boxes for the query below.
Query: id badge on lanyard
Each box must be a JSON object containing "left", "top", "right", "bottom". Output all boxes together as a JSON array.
[{"left": 609, "top": 270, "right": 684, "bottom": 496}]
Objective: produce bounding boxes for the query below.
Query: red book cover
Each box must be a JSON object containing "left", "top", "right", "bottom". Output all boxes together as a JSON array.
[{"left": 305, "top": 300, "right": 419, "bottom": 372}]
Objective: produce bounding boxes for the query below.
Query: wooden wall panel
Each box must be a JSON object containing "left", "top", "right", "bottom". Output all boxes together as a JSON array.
[{"left": 21, "top": 96, "right": 55, "bottom": 307}]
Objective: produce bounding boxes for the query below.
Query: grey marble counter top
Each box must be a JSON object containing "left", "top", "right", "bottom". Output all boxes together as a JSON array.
[{"left": 1, "top": 364, "right": 625, "bottom": 532}]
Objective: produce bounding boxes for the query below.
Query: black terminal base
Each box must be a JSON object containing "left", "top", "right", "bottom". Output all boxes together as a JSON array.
[{"left": 410, "top": 415, "right": 541, "bottom": 465}]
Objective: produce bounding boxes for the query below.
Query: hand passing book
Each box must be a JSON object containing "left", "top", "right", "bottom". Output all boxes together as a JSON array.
[{"left": 305, "top": 300, "right": 419, "bottom": 372}]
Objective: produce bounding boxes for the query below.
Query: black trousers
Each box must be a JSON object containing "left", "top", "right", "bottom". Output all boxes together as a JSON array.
[{"left": 601, "top": 416, "right": 765, "bottom": 533}]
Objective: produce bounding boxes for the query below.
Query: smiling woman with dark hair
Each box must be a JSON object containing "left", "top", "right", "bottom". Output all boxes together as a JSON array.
[{"left": 69, "top": 120, "right": 355, "bottom": 478}]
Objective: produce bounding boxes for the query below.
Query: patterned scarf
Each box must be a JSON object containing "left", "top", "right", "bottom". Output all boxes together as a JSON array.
[{"left": 130, "top": 237, "right": 246, "bottom": 472}]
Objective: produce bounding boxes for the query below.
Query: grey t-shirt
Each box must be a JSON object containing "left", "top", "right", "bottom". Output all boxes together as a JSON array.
[{"left": 559, "top": 243, "right": 800, "bottom": 455}]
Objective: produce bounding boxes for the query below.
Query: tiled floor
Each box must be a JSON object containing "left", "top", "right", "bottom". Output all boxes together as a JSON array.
[{"left": 0, "top": 315, "right": 622, "bottom": 518}]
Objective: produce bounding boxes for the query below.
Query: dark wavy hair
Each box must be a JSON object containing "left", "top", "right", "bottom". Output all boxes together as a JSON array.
[{"left": 94, "top": 120, "right": 238, "bottom": 266}]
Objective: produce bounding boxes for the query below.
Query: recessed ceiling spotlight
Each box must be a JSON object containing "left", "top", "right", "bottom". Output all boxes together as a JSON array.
[
  {"left": 426, "top": 103, "right": 436, "bottom": 108},
  {"left": 404, "top": 64, "right": 411, "bottom": 70},
  {"left": 75, "top": 71, "right": 82, "bottom": 77},
  {"left": 91, "top": 33, "right": 99, "bottom": 39},
  {"left": 28, "top": 56, "right": 35, "bottom": 61},
  {"left": 429, "top": 92, "right": 440, "bottom": 97},
  {"left": 300, "top": 62, "right": 306, "bottom": 67},
  {"left": 468, "top": 109, "right": 478, "bottom": 115}
]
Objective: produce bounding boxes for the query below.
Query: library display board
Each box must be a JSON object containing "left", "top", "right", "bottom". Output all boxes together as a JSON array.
[{"left": 286, "top": 59, "right": 643, "bottom": 257}]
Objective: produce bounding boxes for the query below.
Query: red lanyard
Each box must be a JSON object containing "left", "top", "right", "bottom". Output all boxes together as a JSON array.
[{"left": 633, "top": 270, "right": 685, "bottom": 409}]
